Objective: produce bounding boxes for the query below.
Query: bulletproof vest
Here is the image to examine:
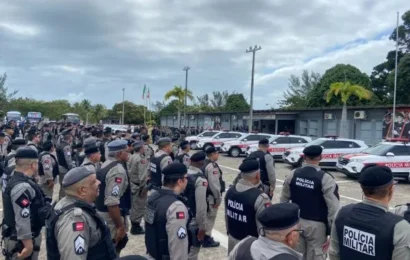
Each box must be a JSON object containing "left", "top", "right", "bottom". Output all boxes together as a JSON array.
[
  {"left": 170, "top": 144, "right": 178, "bottom": 161},
  {"left": 290, "top": 166, "right": 328, "bottom": 223},
  {"left": 225, "top": 185, "right": 262, "bottom": 240},
  {"left": 175, "top": 153, "right": 186, "bottom": 164},
  {"left": 247, "top": 150, "right": 269, "bottom": 185},
  {"left": 44, "top": 131, "right": 53, "bottom": 142},
  {"left": 3, "top": 172, "right": 48, "bottom": 237},
  {"left": 46, "top": 200, "right": 117, "bottom": 260},
  {"left": 182, "top": 173, "right": 203, "bottom": 216},
  {"left": 335, "top": 203, "right": 403, "bottom": 260},
  {"left": 2, "top": 154, "right": 16, "bottom": 193},
  {"left": 150, "top": 154, "right": 167, "bottom": 188},
  {"left": 234, "top": 236, "right": 298, "bottom": 260},
  {"left": 403, "top": 204, "right": 410, "bottom": 223},
  {"left": 76, "top": 154, "right": 86, "bottom": 167},
  {"left": 38, "top": 152, "right": 59, "bottom": 178},
  {"left": 100, "top": 140, "right": 107, "bottom": 162},
  {"left": 56, "top": 147, "right": 68, "bottom": 169},
  {"left": 145, "top": 189, "right": 188, "bottom": 260},
  {"left": 95, "top": 161, "right": 131, "bottom": 214},
  {"left": 203, "top": 160, "right": 225, "bottom": 194}
]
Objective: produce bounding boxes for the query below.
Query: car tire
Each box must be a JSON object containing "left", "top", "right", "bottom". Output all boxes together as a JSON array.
[
  {"left": 293, "top": 158, "right": 304, "bottom": 168},
  {"left": 190, "top": 141, "right": 197, "bottom": 150},
  {"left": 203, "top": 143, "right": 213, "bottom": 152},
  {"left": 229, "top": 147, "right": 241, "bottom": 158}
]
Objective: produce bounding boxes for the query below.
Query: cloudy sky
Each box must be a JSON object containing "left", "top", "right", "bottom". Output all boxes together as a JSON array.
[{"left": 0, "top": 0, "right": 408, "bottom": 109}]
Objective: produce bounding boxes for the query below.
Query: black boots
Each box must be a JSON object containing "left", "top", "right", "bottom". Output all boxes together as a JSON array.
[
  {"left": 202, "top": 235, "right": 220, "bottom": 248},
  {"left": 130, "top": 222, "right": 145, "bottom": 235}
]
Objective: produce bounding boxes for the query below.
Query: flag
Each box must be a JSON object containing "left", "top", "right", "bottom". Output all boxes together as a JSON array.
[
  {"left": 142, "top": 85, "right": 146, "bottom": 99},
  {"left": 147, "top": 88, "right": 150, "bottom": 99}
]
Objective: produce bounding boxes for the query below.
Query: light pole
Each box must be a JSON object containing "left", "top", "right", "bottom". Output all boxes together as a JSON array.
[
  {"left": 122, "top": 88, "right": 125, "bottom": 125},
  {"left": 246, "top": 45, "right": 262, "bottom": 133},
  {"left": 392, "top": 12, "right": 399, "bottom": 138},
  {"left": 183, "top": 66, "right": 190, "bottom": 128}
]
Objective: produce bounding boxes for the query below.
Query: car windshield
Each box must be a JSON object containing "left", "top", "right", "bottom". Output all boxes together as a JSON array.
[
  {"left": 202, "top": 131, "right": 218, "bottom": 137},
  {"left": 361, "top": 144, "right": 393, "bottom": 156},
  {"left": 305, "top": 139, "right": 326, "bottom": 146}
]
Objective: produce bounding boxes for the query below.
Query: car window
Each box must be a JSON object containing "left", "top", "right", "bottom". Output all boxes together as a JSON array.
[
  {"left": 389, "top": 146, "right": 410, "bottom": 156},
  {"left": 217, "top": 133, "right": 230, "bottom": 138},
  {"left": 290, "top": 137, "right": 308, "bottom": 144},
  {"left": 245, "top": 135, "right": 260, "bottom": 141},
  {"left": 234, "top": 133, "right": 243, "bottom": 138},
  {"left": 273, "top": 137, "right": 290, "bottom": 144},
  {"left": 202, "top": 132, "right": 217, "bottom": 137},
  {"left": 260, "top": 135, "right": 271, "bottom": 140}
]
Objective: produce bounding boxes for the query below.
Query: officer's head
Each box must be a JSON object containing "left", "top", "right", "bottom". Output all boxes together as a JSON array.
[
  {"left": 359, "top": 164, "right": 395, "bottom": 203},
  {"left": 190, "top": 151, "right": 206, "bottom": 168},
  {"left": 142, "top": 134, "right": 150, "bottom": 144},
  {"left": 43, "top": 123, "right": 50, "bottom": 130},
  {"left": 239, "top": 158, "right": 260, "bottom": 184},
  {"left": 107, "top": 140, "right": 129, "bottom": 162},
  {"left": 63, "top": 167, "right": 100, "bottom": 203},
  {"left": 15, "top": 148, "right": 39, "bottom": 177},
  {"left": 162, "top": 163, "right": 188, "bottom": 194},
  {"left": 205, "top": 147, "right": 219, "bottom": 161},
  {"left": 258, "top": 138, "right": 270, "bottom": 152},
  {"left": 44, "top": 141, "right": 55, "bottom": 152},
  {"left": 4, "top": 125, "right": 14, "bottom": 135},
  {"left": 258, "top": 203, "right": 301, "bottom": 249},
  {"left": 180, "top": 140, "right": 190, "bottom": 153},
  {"left": 85, "top": 146, "right": 101, "bottom": 163},
  {"left": 158, "top": 138, "right": 172, "bottom": 154},
  {"left": 133, "top": 141, "right": 144, "bottom": 154},
  {"left": 28, "top": 132, "right": 41, "bottom": 144},
  {"left": 302, "top": 145, "right": 322, "bottom": 164},
  {"left": 0, "top": 132, "right": 4, "bottom": 144},
  {"left": 63, "top": 132, "right": 73, "bottom": 144}
]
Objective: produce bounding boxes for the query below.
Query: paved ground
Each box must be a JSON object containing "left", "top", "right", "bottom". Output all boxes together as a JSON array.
[{"left": 1, "top": 150, "right": 410, "bottom": 259}]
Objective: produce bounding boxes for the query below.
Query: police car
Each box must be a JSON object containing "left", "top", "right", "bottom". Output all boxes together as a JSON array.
[
  {"left": 246, "top": 134, "right": 313, "bottom": 160},
  {"left": 185, "top": 130, "right": 222, "bottom": 150},
  {"left": 221, "top": 133, "right": 277, "bottom": 157},
  {"left": 337, "top": 139, "right": 410, "bottom": 180},
  {"left": 197, "top": 131, "right": 246, "bottom": 152},
  {"left": 283, "top": 136, "right": 368, "bottom": 168}
]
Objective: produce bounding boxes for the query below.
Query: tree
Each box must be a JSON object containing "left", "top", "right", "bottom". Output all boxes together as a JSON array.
[
  {"left": 210, "top": 91, "right": 229, "bottom": 110},
  {"left": 325, "top": 82, "right": 372, "bottom": 138},
  {"left": 164, "top": 85, "right": 194, "bottom": 127},
  {"left": 91, "top": 104, "right": 107, "bottom": 123},
  {"left": 279, "top": 70, "right": 321, "bottom": 108},
  {"left": 152, "top": 101, "right": 166, "bottom": 112},
  {"left": 225, "top": 93, "right": 250, "bottom": 111},
  {"left": 390, "top": 10, "right": 410, "bottom": 53},
  {"left": 386, "top": 54, "right": 410, "bottom": 104},
  {"left": 110, "top": 101, "right": 147, "bottom": 124},
  {"left": 81, "top": 99, "right": 92, "bottom": 124},
  {"left": 0, "top": 73, "right": 18, "bottom": 114}
]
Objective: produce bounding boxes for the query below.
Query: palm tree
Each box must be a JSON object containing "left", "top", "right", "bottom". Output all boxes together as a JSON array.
[
  {"left": 91, "top": 104, "right": 107, "bottom": 123},
  {"left": 325, "top": 82, "right": 372, "bottom": 138},
  {"left": 164, "top": 85, "right": 194, "bottom": 127},
  {"left": 80, "top": 99, "right": 92, "bottom": 124}
]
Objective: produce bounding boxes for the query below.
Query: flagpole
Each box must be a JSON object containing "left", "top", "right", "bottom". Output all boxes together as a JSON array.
[
  {"left": 148, "top": 89, "right": 151, "bottom": 124},
  {"left": 143, "top": 84, "right": 146, "bottom": 126},
  {"left": 392, "top": 11, "right": 399, "bottom": 138}
]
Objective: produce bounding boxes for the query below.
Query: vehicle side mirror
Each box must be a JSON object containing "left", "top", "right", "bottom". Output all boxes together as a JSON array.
[
  {"left": 199, "top": 135, "right": 203, "bottom": 137},
  {"left": 243, "top": 139, "right": 247, "bottom": 142},
  {"left": 386, "top": 152, "right": 395, "bottom": 157},
  {"left": 271, "top": 141, "right": 277, "bottom": 145}
]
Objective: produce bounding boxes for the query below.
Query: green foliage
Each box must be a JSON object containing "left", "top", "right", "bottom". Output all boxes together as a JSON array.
[
  {"left": 0, "top": 73, "right": 18, "bottom": 113},
  {"left": 110, "top": 101, "right": 148, "bottom": 124},
  {"left": 386, "top": 54, "right": 410, "bottom": 104},
  {"left": 164, "top": 85, "right": 194, "bottom": 109},
  {"left": 325, "top": 82, "right": 372, "bottom": 104},
  {"left": 390, "top": 10, "right": 410, "bottom": 53},
  {"left": 225, "top": 93, "right": 250, "bottom": 111}
]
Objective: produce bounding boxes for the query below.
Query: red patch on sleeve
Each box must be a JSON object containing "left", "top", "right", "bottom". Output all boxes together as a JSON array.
[
  {"left": 213, "top": 170, "right": 218, "bottom": 175},
  {"left": 265, "top": 203, "right": 271, "bottom": 208},
  {"left": 202, "top": 182, "right": 208, "bottom": 187},
  {"left": 115, "top": 177, "right": 122, "bottom": 184},
  {"left": 73, "top": 222, "right": 85, "bottom": 231},
  {"left": 176, "top": 211, "right": 185, "bottom": 219},
  {"left": 21, "top": 199, "right": 29, "bottom": 207},
  {"left": 141, "top": 160, "right": 146, "bottom": 164},
  {"left": 44, "top": 159, "right": 50, "bottom": 164}
]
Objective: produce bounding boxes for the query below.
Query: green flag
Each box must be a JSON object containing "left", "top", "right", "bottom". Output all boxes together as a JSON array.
[{"left": 142, "top": 85, "right": 146, "bottom": 99}]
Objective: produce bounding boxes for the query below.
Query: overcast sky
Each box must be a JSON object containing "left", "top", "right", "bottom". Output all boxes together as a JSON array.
[{"left": 0, "top": 0, "right": 408, "bottom": 109}]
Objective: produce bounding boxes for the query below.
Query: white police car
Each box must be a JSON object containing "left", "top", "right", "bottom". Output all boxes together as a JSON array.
[
  {"left": 283, "top": 136, "right": 368, "bottom": 168},
  {"left": 246, "top": 135, "right": 313, "bottom": 161},
  {"left": 197, "top": 131, "right": 246, "bottom": 152},
  {"left": 185, "top": 130, "right": 222, "bottom": 150},
  {"left": 337, "top": 139, "right": 410, "bottom": 180},
  {"left": 221, "top": 133, "right": 276, "bottom": 157}
]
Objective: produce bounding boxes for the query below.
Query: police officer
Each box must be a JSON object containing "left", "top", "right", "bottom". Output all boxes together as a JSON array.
[
  {"left": 247, "top": 138, "right": 276, "bottom": 198},
  {"left": 183, "top": 151, "right": 208, "bottom": 260},
  {"left": 27, "top": 132, "right": 41, "bottom": 153},
  {"left": 38, "top": 140, "right": 59, "bottom": 198},
  {"left": 128, "top": 141, "right": 149, "bottom": 235},
  {"left": 149, "top": 137, "right": 173, "bottom": 190},
  {"left": 95, "top": 139, "right": 131, "bottom": 256},
  {"left": 142, "top": 134, "right": 154, "bottom": 162},
  {"left": 394, "top": 203, "right": 410, "bottom": 222},
  {"left": 174, "top": 140, "right": 190, "bottom": 166},
  {"left": 3, "top": 125, "right": 14, "bottom": 154},
  {"left": 170, "top": 137, "right": 179, "bottom": 161},
  {"left": 202, "top": 146, "right": 225, "bottom": 247},
  {"left": 81, "top": 145, "right": 102, "bottom": 172},
  {"left": 329, "top": 165, "right": 410, "bottom": 260},
  {"left": 0, "top": 133, "right": 6, "bottom": 178},
  {"left": 280, "top": 145, "right": 340, "bottom": 260},
  {"left": 46, "top": 166, "right": 117, "bottom": 260},
  {"left": 229, "top": 203, "right": 303, "bottom": 260},
  {"left": 41, "top": 123, "right": 53, "bottom": 145},
  {"left": 145, "top": 163, "right": 190, "bottom": 260},
  {"left": 1, "top": 139, "right": 27, "bottom": 193},
  {"left": 2, "top": 148, "right": 49, "bottom": 260},
  {"left": 225, "top": 158, "right": 271, "bottom": 254},
  {"left": 56, "top": 131, "right": 74, "bottom": 199},
  {"left": 100, "top": 127, "right": 112, "bottom": 163}
]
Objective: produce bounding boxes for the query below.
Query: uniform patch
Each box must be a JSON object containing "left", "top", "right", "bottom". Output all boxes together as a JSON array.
[
  {"left": 74, "top": 235, "right": 85, "bottom": 255},
  {"left": 177, "top": 226, "right": 187, "bottom": 239},
  {"left": 115, "top": 177, "right": 122, "bottom": 184},
  {"left": 213, "top": 170, "right": 218, "bottom": 175},
  {"left": 66, "top": 152, "right": 71, "bottom": 156},
  {"left": 265, "top": 203, "right": 271, "bottom": 208},
  {"left": 44, "top": 165, "right": 51, "bottom": 170},
  {"left": 202, "top": 182, "right": 208, "bottom": 187},
  {"left": 21, "top": 208, "right": 30, "bottom": 218},
  {"left": 73, "top": 222, "right": 85, "bottom": 231},
  {"left": 176, "top": 211, "right": 185, "bottom": 219},
  {"left": 15, "top": 193, "right": 30, "bottom": 208},
  {"left": 141, "top": 159, "right": 146, "bottom": 164},
  {"left": 111, "top": 185, "right": 120, "bottom": 196}
]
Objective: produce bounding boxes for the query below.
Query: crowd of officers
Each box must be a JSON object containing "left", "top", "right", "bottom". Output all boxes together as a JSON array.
[{"left": 1, "top": 119, "right": 410, "bottom": 260}]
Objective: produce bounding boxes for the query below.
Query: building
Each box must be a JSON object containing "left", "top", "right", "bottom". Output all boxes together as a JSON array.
[{"left": 160, "top": 104, "right": 410, "bottom": 145}]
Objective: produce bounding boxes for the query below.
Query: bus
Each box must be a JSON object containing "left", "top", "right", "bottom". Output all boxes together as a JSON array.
[
  {"left": 6, "top": 111, "right": 22, "bottom": 123},
  {"left": 61, "top": 113, "right": 80, "bottom": 124},
  {"left": 26, "top": 111, "right": 42, "bottom": 123}
]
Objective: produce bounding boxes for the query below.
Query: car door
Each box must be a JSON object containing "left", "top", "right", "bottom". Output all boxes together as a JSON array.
[
  {"left": 384, "top": 145, "right": 410, "bottom": 176},
  {"left": 320, "top": 140, "right": 350, "bottom": 166},
  {"left": 269, "top": 137, "right": 290, "bottom": 158},
  {"left": 243, "top": 134, "right": 260, "bottom": 145}
]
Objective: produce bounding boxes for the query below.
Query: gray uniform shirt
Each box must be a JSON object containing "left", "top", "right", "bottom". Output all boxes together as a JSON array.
[
  {"left": 101, "top": 159, "right": 129, "bottom": 207},
  {"left": 175, "top": 152, "right": 191, "bottom": 168},
  {"left": 54, "top": 196, "right": 102, "bottom": 259},
  {"left": 143, "top": 144, "right": 154, "bottom": 161},
  {"left": 152, "top": 150, "right": 172, "bottom": 182},
  {"left": 188, "top": 166, "right": 208, "bottom": 231},
  {"left": 128, "top": 153, "right": 149, "bottom": 185},
  {"left": 27, "top": 141, "right": 38, "bottom": 153},
  {"left": 204, "top": 159, "right": 222, "bottom": 205},
  {"left": 39, "top": 153, "right": 56, "bottom": 185},
  {"left": 329, "top": 198, "right": 410, "bottom": 260},
  {"left": 81, "top": 157, "right": 101, "bottom": 172},
  {"left": 58, "top": 141, "right": 74, "bottom": 171},
  {"left": 264, "top": 153, "right": 276, "bottom": 191}
]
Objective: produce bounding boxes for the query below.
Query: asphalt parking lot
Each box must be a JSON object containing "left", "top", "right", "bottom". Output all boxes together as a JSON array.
[{"left": 1, "top": 150, "right": 409, "bottom": 259}]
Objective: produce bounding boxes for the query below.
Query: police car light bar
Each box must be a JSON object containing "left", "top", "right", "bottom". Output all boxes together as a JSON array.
[
  {"left": 324, "top": 135, "right": 338, "bottom": 139},
  {"left": 385, "top": 138, "right": 410, "bottom": 143},
  {"left": 279, "top": 132, "right": 290, "bottom": 136}
]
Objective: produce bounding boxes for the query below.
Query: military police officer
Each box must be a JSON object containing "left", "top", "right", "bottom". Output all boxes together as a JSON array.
[
  {"left": 225, "top": 158, "right": 271, "bottom": 254},
  {"left": 1, "top": 139, "right": 27, "bottom": 193},
  {"left": 95, "top": 139, "right": 131, "bottom": 256},
  {"left": 229, "top": 203, "right": 303, "bottom": 260},
  {"left": 144, "top": 163, "right": 190, "bottom": 260},
  {"left": 38, "top": 140, "right": 59, "bottom": 198},
  {"left": 46, "top": 166, "right": 117, "bottom": 260},
  {"left": 149, "top": 137, "right": 173, "bottom": 190},
  {"left": 329, "top": 165, "right": 410, "bottom": 260},
  {"left": 170, "top": 137, "right": 179, "bottom": 161},
  {"left": 142, "top": 134, "right": 154, "bottom": 162},
  {"left": 394, "top": 203, "right": 410, "bottom": 222},
  {"left": 2, "top": 148, "right": 49, "bottom": 260},
  {"left": 175, "top": 140, "right": 191, "bottom": 168},
  {"left": 280, "top": 145, "right": 340, "bottom": 260},
  {"left": 41, "top": 123, "right": 53, "bottom": 145},
  {"left": 56, "top": 131, "right": 75, "bottom": 199},
  {"left": 81, "top": 145, "right": 102, "bottom": 172},
  {"left": 128, "top": 141, "right": 149, "bottom": 235}
]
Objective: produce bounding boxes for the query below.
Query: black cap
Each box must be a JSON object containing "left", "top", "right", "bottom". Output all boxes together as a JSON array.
[
  {"left": 43, "top": 141, "right": 54, "bottom": 151},
  {"left": 259, "top": 138, "right": 269, "bottom": 145},
  {"left": 303, "top": 145, "right": 322, "bottom": 157},
  {"left": 15, "top": 147, "right": 38, "bottom": 159},
  {"left": 116, "top": 256, "right": 148, "bottom": 260},
  {"left": 162, "top": 163, "right": 187, "bottom": 179},
  {"left": 142, "top": 135, "right": 150, "bottom": 141},
  {"left": 104, "top": 127, "right": 112, "bottom": 134},
  {"left": 0, "top": 132, "right": 5, "bottom": 138},
  {"left": 239, "top": 158, "right": 259, "bottom": 173},
  {"left": 62, "top": 167, "right": 95, "bottom": 188},
  {"left": 205, "top": 146, "right": 217, "bottom": 154},
  {"left": 13, "top": 139, "right": 26, "bottom": 145},
  {"left": 84, "top": 145, "right": 100, "bottom": 155},
  {"left": 157, "top": 137, "right": 172, "bottom": 146},
  {"left": 171, "top": 137, "right": 179, "bottom": 142},
  {"left": 180, "top": 140, "right": 189, "bottom": 149},
  {"left": 359, "top": 165, "right": 394, "bottom": 188},
  {"left": 384, "top": 111, "right": 392, "bottom": 117},
  {"left": 191, "top": 151, "right": 206, "bottom": 162},
  {"left": 179, "top": 130, "right": 186, "bottom": 135},
  {"left": 258, "top": 203, "right": 300, "bottom": 230}
]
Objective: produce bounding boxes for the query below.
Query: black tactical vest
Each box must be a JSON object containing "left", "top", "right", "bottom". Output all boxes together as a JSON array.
[
  {"left": 203, "top": 160, "right": 225, "bottom": 195},
  {"left": 403, "top": 204, "right": 410, "bottom": 223},
  {"left": 225, "top": 185, "right": 262, "bottom": 240},
  {"left": 2, "top": 154, "right": 16, "bottom": 192},
  {"left": 3, "top": 172, "right": 48, "bottom": 237},
  {"left": 38, "top": 152, "right": 59, "bottom": 178},
  {"left": 182, "top": 173, "right": 204, "bottom": 216},
  {"left": 46, "top": 200, "right": 117, "bottom": 260},
  {"left": 335, "top": 203, "right": 402, "bottom": 260},
  {"left": 56, "top": 147, "right": 68, "bottom": 169},
  {"left": 247, "top": 150, "right": 270, "bottom": 185},
  {"left": 150, "top": 154, "right": 167, "bottom": 188},
  {"left": 95, "top": 161, "right": 131, "bottom": 214},
  {"left": 234, "top": 237, "right": 299, "bottom": 260},
  {"left": 290, "top": 166, "right": 328, "bottom": 223},
  {"left": 100, "top": 140, "right": 107, "bottom": 162},
  {"left": 145, "top": 189, "right": 189, "bottom": 260},
  {"left": 175, "top": 153, "right": 188, "bottom": 164}
]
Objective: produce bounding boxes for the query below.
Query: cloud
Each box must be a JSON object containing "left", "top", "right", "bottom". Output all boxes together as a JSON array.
[{"left": 66, "top": 92, "right": 85, "bottom": 104}]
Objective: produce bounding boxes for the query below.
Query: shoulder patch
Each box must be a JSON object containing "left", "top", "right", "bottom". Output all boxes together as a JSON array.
[
  {"left": 44, "top": 159, "right": 51, "bottom": 164},
  {"left": 21, "top": 208, "right": 30, "bottom": 218},
  {"left": 115, "top": 177, "right": 122, "bottom": 184},
  {"left": 141, "top": 159, "right": 146, "bottom": 164},
  {"left": 111, "top": 185, "right": 120, "bottom": 196},
  {"left": 213, "top": 169, "right": 218, "bottom": 175},
  {"left": 177, "top": 226, "right": 187, "bottom": 239},
  {"left": 176, "top": 211, "right": 185, "bottom": 219},
  {"left": 74, "top": 235, "right": 85, "bottom": 255},
  {"left": 15, "top": 193, "right": 30, "bottom": 208},
  {"left": 265, "top": 203, "right": 271, "bottom": 208},
  {"left": 73, "top": 222, "right": 85, "bottom": 231},
  {"left": 202, "top": 181, "right": 208, "bottom": 187}
]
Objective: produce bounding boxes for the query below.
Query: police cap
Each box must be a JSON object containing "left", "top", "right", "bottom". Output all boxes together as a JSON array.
[
  {"left": 180, "top": 140, "right": 189, "bottom": 149},
  {"left": 13, "top": 139, "right": 27, "bottom": 145},
  {"left": 303, "top": 145, "right": 322, "bottom": 157},
  {"left": 133, "top": 141, "right": 144, "bottom": 150},
  {"left": 171, "top": 137, "right": 179, "bottom": 142},
  {"left": 142, "top": 134, "right": 150, "bottom": 141},
  {"left": 157, "top": 137, "right": 172, "bottom": 146},
  {"left": 43, "top": 140, "right": 54, "bottom": 151},
  {"left": 15, "top": 147, "right": 38, "bottom": 159},
  {"left": 258, "top": 203, "right": 300, "bottom": 230},
  {"left": 127, "top": 139, "right": 135, "bottom": 146},
  {"left": 83, "top": 137, "right": 97, "bottom": 148},
  {"left": 205, "top": 146, "right": 217, "bottom": 154},
  {"left": 239, "top": 158, "right": 259, "bottom": 173},
  {"left": 259, "top": 138, "right": 269, "bottom": 145},
  {"left": 359, "top": 164, "right": 394, "bottom": 188},
  {"left": 132, "top": 132, "right": 140, "bottom": 139},
  {"left": 107, "top": 139, "right": 128, "bottom": 152},
  {"left": 0, "top": 132, "right": 5, "bottom": 138},
  {"left": 62, "top": 166, "right": 95, "bottom": 188},
  {"left": 84, "top": 145, "right": 99, "bottom": 155},
  {"left": 162, "top": 163, "right": 187, "bottom": 179},
  {"left": 191, "top": 151, "right": 206, "bottom": 162}
]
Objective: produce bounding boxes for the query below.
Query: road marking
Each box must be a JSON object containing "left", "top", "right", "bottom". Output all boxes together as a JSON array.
[
  {"left": 336, "top": 180, "right": 354, "bottom": 184},
  {"left": 211, "top": 229, "right": 228, "bottom": 249}
]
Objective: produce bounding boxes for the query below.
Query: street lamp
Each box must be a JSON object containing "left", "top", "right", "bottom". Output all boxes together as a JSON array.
[
  {"left": 122, "top": 88, "right": 125, "bottom": 125},
  {"left": 246, "top": 45, "right": 262, "bottom": 133},
  {"left": 183, "top": 66, "right": 190, "bottom": 128}
]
